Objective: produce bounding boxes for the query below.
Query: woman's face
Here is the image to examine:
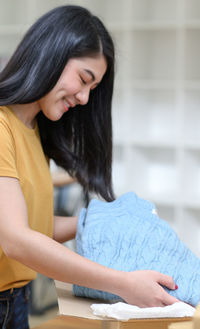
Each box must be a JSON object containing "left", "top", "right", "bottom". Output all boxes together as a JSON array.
[{"left": 37, "top": 55, "right": 107, "bottom": 121}]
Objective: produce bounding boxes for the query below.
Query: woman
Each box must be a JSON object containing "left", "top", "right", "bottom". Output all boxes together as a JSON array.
[{"left": 0, "top": 5, "right": 178, "bottom": 329}]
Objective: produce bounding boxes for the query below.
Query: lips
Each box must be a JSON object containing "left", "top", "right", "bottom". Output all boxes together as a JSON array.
[
  {"left": 63, "top": 99, "right": 70, "bottom": 112},
  {"left": 63, "top": 99, "right": 76, "bottom": 111}
]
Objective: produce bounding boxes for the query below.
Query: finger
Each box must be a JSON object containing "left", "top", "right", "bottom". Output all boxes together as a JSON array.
[
  {"left": 157, "top": 273, "right": 177, "bottom": 290},
  {"left": 162, "top": 291, "right": 180, "bottom": 305}
]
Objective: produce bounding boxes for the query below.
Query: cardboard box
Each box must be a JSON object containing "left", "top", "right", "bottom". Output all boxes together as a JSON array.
[{"left": 55, "top": 281, "right": 192, "bottom": 329}]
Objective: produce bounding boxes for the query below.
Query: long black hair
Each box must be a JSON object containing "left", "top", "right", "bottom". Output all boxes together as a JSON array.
[{"left": 0, "top": 5, "right": 115, "bottom": 201}]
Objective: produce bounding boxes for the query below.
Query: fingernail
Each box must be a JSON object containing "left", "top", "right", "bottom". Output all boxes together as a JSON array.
[{"left": 175, "top": 284, "right": 178, "bottom": 290}]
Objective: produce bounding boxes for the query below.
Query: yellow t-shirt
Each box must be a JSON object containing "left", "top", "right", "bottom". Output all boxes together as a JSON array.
[{"left": 0, "top": 106, "right": 54, "bottom": 291}]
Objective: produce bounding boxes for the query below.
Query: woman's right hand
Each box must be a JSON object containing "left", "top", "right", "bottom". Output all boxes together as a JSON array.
[{"left": 117, "top": 270, "right": 179, "bottom": 307}]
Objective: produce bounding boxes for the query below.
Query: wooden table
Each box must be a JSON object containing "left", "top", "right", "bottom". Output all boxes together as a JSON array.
[{"left": 32, "top": 314, "right": 191, "bottom": 329}]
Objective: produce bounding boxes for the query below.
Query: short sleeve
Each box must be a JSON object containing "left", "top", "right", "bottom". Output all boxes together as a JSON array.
[{"left": 0, "top": 120, "right": 19, "bottom": 178}]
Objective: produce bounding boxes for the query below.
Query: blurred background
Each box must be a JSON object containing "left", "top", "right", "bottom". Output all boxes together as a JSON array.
[{"left": 1, "top": 0, "right": 200, "bottom": 326}]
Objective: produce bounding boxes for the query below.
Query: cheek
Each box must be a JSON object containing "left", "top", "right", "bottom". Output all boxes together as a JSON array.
[
  {"left": 38, "top": 97, "right": 49, "bottom": 111},
  {"left": 59, "top": 79, "right": 80, "bottom": 95},
  {"left": 37, "top": 93, "right": 54, "bottom": 114}
]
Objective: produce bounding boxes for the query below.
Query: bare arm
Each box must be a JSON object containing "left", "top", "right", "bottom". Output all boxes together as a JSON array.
[
  {"left": 51, "top": 171, "right": 76, "bottom": 187},
  {"left": 0, "top": 177, "right": 179, "bottom": 307},
  {"left": 53, "top": 215, "right": 78, "bottom": 243}
]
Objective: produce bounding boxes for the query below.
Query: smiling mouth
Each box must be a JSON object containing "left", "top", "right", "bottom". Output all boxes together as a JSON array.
[{"left": 63, "top": 99, "right": 70, "bottom": 111}]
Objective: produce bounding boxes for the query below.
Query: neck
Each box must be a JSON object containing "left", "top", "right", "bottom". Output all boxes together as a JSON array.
[{"left": 8, "top": 102, "right": 40, "bottom": 129}]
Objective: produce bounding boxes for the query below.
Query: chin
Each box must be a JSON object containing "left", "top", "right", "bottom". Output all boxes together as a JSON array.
[{"left": 48, "top": 112, "right": 64, "bottom": 121}]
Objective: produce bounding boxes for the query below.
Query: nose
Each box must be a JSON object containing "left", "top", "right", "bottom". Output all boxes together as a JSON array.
[{"left": 75, "top": 87, "right": 90, "bottom": 106}]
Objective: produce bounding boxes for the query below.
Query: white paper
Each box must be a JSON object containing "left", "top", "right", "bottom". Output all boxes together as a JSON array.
[{"left": 91, "top": 302, "right": 195, "bottom": 321}]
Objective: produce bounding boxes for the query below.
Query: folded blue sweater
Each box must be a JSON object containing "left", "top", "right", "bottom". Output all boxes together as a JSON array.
[{"left": 73, "top": 192, "right": 200, "bottom": 306}]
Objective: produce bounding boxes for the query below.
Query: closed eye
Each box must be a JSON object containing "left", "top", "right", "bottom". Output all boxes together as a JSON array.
[{"left": 80, "top": 76, "right": 87, "bottom": 85}]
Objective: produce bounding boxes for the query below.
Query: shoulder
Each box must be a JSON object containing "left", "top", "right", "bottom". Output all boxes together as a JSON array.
[
  {"left": 0, "top": 106, "right": 14, "bottom": 139},
  {"left": 0, "top": 106, "right": 10, "bottom": 125}
]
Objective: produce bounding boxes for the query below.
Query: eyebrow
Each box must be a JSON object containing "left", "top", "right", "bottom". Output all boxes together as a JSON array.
[{"left": 84, "top": 69, "right": 96, "bottom": 82}]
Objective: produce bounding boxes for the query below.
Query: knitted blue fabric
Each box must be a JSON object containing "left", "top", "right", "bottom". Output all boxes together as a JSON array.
[{"left": 73, "top": 192, "right": 200, "bottom": 306}]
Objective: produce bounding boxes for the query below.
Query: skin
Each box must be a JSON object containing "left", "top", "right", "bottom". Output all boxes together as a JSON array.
[
  {"left": 9, "top": 55, "right": 107, "bottom": 128},
  {"left": 0, "top": 55, "right": 179, "bottom": 307}
]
